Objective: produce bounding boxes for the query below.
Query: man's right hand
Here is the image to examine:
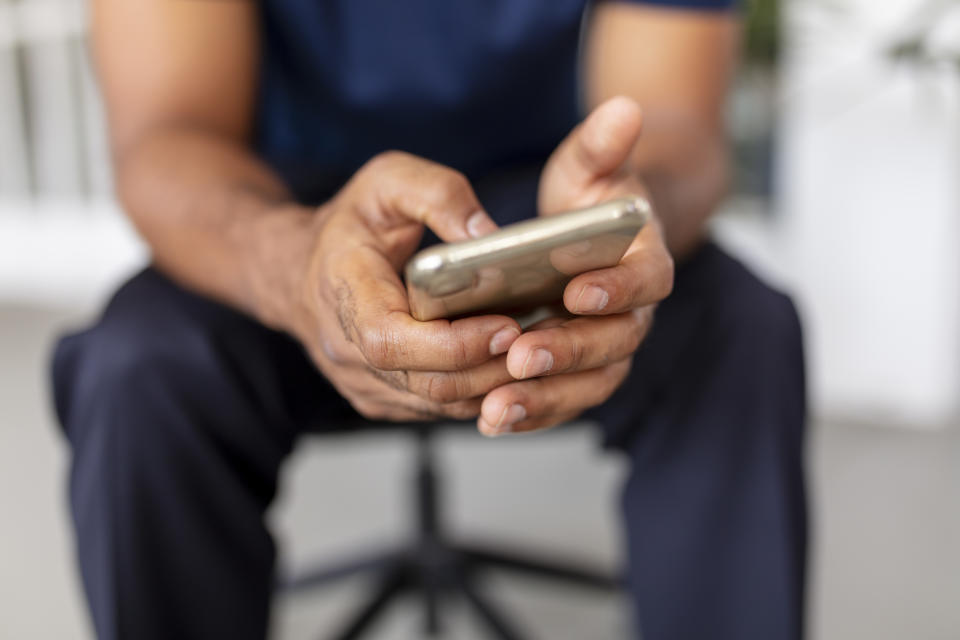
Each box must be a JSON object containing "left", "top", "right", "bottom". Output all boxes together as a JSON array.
[
  {"left": 284, "top": 152, "right": 523, "bottom": 422},
  {"left": 92, "top": 1, "right": 519, "bottom": 423}
]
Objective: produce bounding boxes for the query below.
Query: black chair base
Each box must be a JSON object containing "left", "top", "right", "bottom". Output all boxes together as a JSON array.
[{"left": 279, "top": 424, "right": 621, "bottom": 640}]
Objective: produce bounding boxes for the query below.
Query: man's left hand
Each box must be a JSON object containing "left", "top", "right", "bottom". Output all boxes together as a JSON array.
[{"left": 478, "top": 96, "right": 674, "bottom": 436}]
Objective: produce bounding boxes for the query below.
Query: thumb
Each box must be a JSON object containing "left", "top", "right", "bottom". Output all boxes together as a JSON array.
[{"left": 542, "top": 97, "right": 643, "bottom": 206}]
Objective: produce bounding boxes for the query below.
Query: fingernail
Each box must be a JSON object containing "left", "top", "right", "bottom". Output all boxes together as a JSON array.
[
  {"left": 489, "top": 326, "right": 520, "bottom": 355},
  {"left": 520, "top": 348, "right": 553, "bottom": 379},
  {"left": 467, "top": 210, "right": 497, "bottom": 238},
  {"left": 575, "top": 285, "right": 609, "bottom": 313},
  {"left": 494, "top": 404, "right": 527, "bottom": 432}
]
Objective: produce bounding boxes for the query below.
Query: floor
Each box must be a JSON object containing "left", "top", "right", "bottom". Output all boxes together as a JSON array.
[{"left": 0, "top": 304, "right": 958, "bottom": 640}]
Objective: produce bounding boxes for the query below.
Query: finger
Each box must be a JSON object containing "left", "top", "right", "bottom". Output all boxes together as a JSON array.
[
  {"left": 505, "top": 309, "right": 653, "bottom": 379},
  {"left": 540, "top": 97, "right": 643, "bottom": 214},
  {"left": 406, "top": 355, "right": 515, "bottom": 404},
  {"left": 563, "top": 222, "right": 674, "bottom": 315},
  {"left": 333, "top": 246, "right": 522, "bottom": 371},
  {"left": 478, "top": 410, "right": 580, "bottom": 438},
  {"left": 361, "top": 151, "right": 498, "bottom": 242},
  {"left": 353, "top": 390, "right": 483, "bottom": 423},
  {"left": 479, "top": 359, "right": 631, "bottom": 435},
  {"left": 309, "top": 343, "right": 485, "bottom": 421},
  {"left": 438, "top": 397, "right": 484, "bottom": 421}
]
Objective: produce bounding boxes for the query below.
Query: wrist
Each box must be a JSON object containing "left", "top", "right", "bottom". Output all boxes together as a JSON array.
[{"left": 241, "top": 203, "right": 326, "bottom": 335}]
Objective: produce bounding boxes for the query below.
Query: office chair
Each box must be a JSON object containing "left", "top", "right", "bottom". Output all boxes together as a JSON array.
[{"left": 278, "top": 421, "right": 622, "bottom": 640}]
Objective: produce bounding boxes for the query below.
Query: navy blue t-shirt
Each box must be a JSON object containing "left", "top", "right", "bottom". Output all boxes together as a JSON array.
[{"left": 255, "top": 0, "right": 734, "bottom": 217}]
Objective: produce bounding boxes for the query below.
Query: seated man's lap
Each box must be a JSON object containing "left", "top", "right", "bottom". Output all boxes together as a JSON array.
[
  {"left": 53, "top": 240, "right": 803, "bottom": 456},
  {"left": 50, "top": 241, "right": 805, "bottom": 640},
  {"left": 590, "top": 241, "right": 804, "bottom": 451}
]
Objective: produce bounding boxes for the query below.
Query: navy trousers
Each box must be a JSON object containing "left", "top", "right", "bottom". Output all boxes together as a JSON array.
[{"left": 52, "top": 242, "right": 807, "bottom": 640}]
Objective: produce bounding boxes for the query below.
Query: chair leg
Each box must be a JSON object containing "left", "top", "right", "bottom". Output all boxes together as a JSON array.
[
  {"left": 289, "top": 425, "right": 620, "bottom": 639},
  {"left": 461, "top": 544, "right": 621, "bottom": 590},
  {"left": 280, "top": 549, "right": 405, "bottom": 593},
  {"left": 422, "top": 577, "right": 441, "bottom": 636},
  {"left": 457, "top": 573, "right": 529, "bottom": 640},
  {"left": 325, "top": 564, "right": 409, "bottom": 640}
]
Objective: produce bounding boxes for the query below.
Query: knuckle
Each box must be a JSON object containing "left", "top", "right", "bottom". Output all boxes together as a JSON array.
[
  {"left": 365, "top": 150, "right": 407, "bottom": 174},
  {"left": 441, "top": 167, "right": 470, "bottom": 193},
  {"left": 321, "top": 338, "right": 353, "bottom": 366},
  {"left": 567, "top": 337, "right": 586, "bottom": 371},
  {"left": 419, "top": 372, "right": 462, "bottom": 404},
  {"left": 576, "top": 120, "right": 610, "bottom": 170},
  {"left": 358, "top": 325, "right": 394, "bottom": 369},
  {"left": 428, "top": 168, "right": 471, "bottom": 204},
  {"left": 450, "top": 329, "right": 472, "bottom": 369}
]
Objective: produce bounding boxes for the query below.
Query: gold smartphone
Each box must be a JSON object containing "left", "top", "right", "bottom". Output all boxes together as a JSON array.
[{"left": 405, "top": 196, "right": 650, "bottom": 321}]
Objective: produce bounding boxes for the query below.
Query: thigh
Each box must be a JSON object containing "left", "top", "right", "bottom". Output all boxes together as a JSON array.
[
  {"left": 589, "top": 243, "right": 807, "bottom": 639},
  {"left": 589, "top": 241, "right": 805, "bottom": 449},
  {"left": 52, "top": 266, "right": 359, "bottom": 446},
  {"left": 51, "top": 267, "right": 363, "bottom": 640}
]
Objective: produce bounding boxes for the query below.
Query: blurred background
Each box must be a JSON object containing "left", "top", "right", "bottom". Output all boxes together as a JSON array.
[{"left": 0, "top": 0, "right": 958, "bottom": 638}]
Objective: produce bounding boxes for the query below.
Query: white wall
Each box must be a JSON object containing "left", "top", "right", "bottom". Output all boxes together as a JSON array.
[{"left": 778, "top": 0, "right": 960, "bottom": 426}]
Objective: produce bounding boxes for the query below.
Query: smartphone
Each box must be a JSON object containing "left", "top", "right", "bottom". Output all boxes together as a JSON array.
[{"left": 405, "top": 196, "right": 650, "bottom": 322}]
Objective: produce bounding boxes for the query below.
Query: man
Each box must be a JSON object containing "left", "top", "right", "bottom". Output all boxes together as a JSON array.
[{"left": 52, "top": 0, "right": 806, "bottom": 638}]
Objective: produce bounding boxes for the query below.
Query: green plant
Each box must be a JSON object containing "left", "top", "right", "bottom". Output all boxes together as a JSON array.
[
  {"left": 743, "top": 0, "right": 780, "bottom": 67},
  {"left": 887, "top": 0, "right": 960, "bottom": 70}
]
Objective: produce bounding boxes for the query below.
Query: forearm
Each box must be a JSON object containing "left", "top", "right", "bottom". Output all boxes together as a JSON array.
[
  {"left": 583, "top": 2, "right": 738, "bottom": 260},
  {"left": 115, "top": 127, "right": 316, "bottom": 331},
  {"left": 629, "top": 109, "right": 729, "bottom": 260}
]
